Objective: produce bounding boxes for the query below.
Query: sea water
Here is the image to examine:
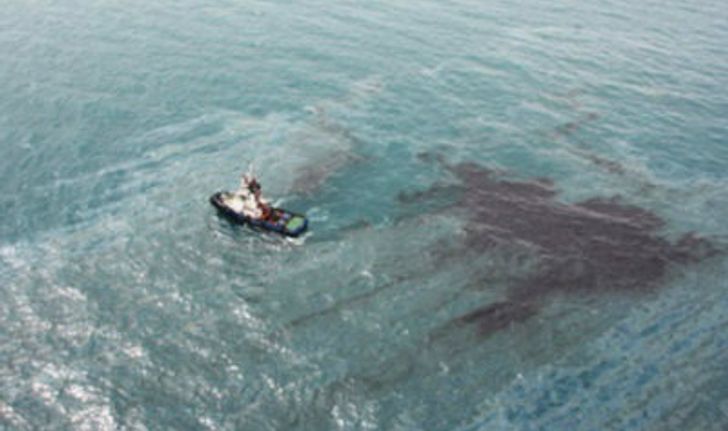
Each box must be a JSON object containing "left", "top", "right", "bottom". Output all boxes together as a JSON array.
[{"left": 1, "top": 0, "right": 728, "bottom": 429}]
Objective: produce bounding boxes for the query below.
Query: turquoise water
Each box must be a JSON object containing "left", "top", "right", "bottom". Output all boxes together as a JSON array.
[{"left": 2, "top": 0, "right": 728, "bottom": 429}]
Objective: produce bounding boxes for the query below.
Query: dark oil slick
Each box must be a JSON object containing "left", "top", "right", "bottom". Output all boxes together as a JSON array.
[{"left": 407, "top": 157, "right": 718, "bottom": 337}]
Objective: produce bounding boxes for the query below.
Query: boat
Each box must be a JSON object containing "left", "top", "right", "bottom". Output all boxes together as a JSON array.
[{"left": 210, "top": 191, "right": 309, "bottom": 237}]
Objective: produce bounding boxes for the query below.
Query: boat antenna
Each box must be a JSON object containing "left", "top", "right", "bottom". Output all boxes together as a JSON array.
[{"left": 246, "top": 161, "right": 256, "bottom": 179}]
